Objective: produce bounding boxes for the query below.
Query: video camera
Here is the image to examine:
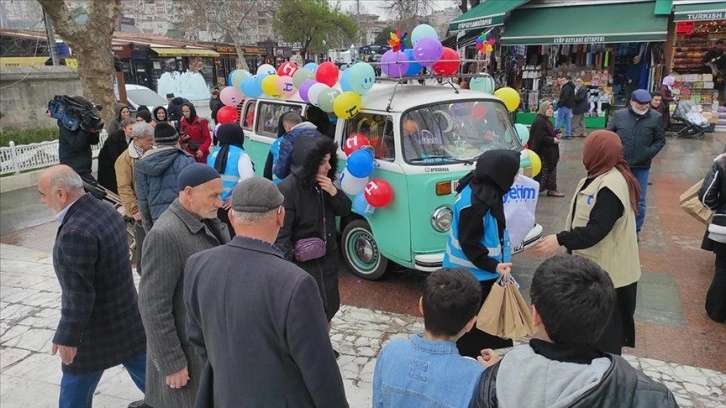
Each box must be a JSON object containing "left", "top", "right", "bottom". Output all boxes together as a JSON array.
[{"left": 48, "top": 95, "right": 104, "bottom": 133}]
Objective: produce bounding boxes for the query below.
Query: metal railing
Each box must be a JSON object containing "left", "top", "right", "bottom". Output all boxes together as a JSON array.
[{"left": 0, "top": 130, "right": 108, "bottom": 176}]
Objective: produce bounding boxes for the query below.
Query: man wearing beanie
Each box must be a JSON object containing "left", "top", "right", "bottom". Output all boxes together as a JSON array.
[
  {"left": 607, "top": 89, "right": 665, "bottom": 237},
  {"left": 184, "top": 177, "right": 348, "bottom": 407},
  {"left": 135, "top": 122, "right": 195, "bottom": 232},
  {"left": 139, "top": 163, "right": 230, "bottom": 408}
]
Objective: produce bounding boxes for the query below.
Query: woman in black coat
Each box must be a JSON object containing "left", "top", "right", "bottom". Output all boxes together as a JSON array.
[
  {"left": 275, "top": 135, "right": 352, "bottom": 325},
  {"left": 97, "top": 117, "right": 134, "bottom": 193},
  {"left": 529, "top": 101, "right": 563, "bottom": 197},
  {"left": 700, "top": 148, "right": 726, "bottom": 323}
]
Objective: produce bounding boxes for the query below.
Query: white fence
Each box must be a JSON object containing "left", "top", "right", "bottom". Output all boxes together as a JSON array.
[{"left": 0, "top": 131, "right": 108, "bottom": 176}]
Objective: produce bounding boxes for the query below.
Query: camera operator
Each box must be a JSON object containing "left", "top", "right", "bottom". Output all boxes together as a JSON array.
[{"left": 54, "top": 96, "right": 102, "bottom": 181}]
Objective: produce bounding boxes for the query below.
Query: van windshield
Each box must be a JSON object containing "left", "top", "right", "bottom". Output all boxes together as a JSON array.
[
  {"left": 402, "top": 101, "right": 522, "bottom": 164},
  {"left": 126, "top": 88, "right": 167, "bottom": 108}
]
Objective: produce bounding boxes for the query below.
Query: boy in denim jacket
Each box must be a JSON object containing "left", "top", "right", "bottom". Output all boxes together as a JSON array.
[{"left": 372, "top": 268, "right": 485, "bottom": 407}]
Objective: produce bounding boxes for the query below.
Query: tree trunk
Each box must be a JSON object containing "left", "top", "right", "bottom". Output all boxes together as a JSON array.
[
  {"left": 76, "top": 47, "right": 116, "bottom": 128},
  {"left": 235, "top": 45, "right": 250, "bottom": 71}
]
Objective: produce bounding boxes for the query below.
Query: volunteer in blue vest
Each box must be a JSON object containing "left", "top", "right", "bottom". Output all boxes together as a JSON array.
[
  {"left": 208, "top": 123, "right": 255, "bottom": 237},
  {"left": 444, "top": 149, "right": 520, "bottom": 358}
]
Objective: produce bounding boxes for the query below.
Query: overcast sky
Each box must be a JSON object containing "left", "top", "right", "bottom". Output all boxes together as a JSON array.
[{"left": 333, "top": 1, "right": 455, "bottom": 17}]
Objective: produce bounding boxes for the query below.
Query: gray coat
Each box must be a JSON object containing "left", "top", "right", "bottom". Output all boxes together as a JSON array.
[
  {"left": 184, "top": 236, "right": 348, "bottom": 408},
  {"left": 139, "top": 199, "right": 230, "bottom": 408}
]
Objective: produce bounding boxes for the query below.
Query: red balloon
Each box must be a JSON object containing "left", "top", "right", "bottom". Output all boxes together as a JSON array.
[
  {"left": 217, "top": 106, "right": 239, "bottom": 124},
  {"left": 432, "top": 47, "right": 460, "bottom": 75},
  {"left": 277, "top": 61, "right": 299, "bottom": 77},
  {"left": 364, "top": 179, "right": 394, "bottom": 208},
  {"left": 472, "top": 103, "right": 489, "bottom": 120},
  {"left": 343, "top": 133, "right": 372, "bottom": 156},
  {"left": 316, "top": 62, "right": 339, "bottom": 87}
]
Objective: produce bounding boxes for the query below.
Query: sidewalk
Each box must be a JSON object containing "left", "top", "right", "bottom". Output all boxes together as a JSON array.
[{"left": 1, "top": 244, "right": 725, "bottom": 407}]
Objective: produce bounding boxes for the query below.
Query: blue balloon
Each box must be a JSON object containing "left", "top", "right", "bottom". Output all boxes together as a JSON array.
[
  {"left": 404, "top": 49, "right": 422, "bottom": 76},
  {"left": 227, "top": 71, "right": 234, "bottom": 86},
  {"left": 241, "top": 76, "right": 262, "bottom": 98},
  {"left": 353, "top": 192, "right": 375, "bottom": 216},
  {"left": 346, "top": 149, "right": 375, "bottom": 178},
  {"left": 347, "top": 62, "right": 375, "bottom": 95},
  {"left": 515, "top": 123, "right": 530, "bottom": 144},
  {"left": 304, "top": 62, "right": 319, "bottom": 73},
  {"left": 340, "top": 69, "right": 353, "bottom": 92}
]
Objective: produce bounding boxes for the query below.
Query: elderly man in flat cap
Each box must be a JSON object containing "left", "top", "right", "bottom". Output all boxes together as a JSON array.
[
  {"left": 184, "top": 177, "right": 348, "bottom": 408},
  {"left": 138, "top": 163, "right": 230, "bottom": 408}
]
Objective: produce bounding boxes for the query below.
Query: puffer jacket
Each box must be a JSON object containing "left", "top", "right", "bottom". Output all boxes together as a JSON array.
[
  {"left": 273, "top": 122, "right": 321, "bottom": 180},
  {"left": 134, "top": 146, "right": 194, "bottom": 232},
  {"left": 607, "top": 107, "right": 665, "bottom": 169},
  {"left": 700, "top": 154, "right": 726, "bottom": 239}
]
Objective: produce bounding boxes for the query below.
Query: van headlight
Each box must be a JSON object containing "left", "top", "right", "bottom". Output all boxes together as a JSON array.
[{"left": 431, "top": 206, "right": 453, "bottom": 232}]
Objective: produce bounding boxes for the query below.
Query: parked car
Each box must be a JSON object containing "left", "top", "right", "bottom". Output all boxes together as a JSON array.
[{"left": 123, "top": 84, "right": 168, "bottom": 113}]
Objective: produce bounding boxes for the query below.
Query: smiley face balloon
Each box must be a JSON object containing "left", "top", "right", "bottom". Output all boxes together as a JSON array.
[{"left": 347, "top": 62, "right": 375, "bottom": 95}]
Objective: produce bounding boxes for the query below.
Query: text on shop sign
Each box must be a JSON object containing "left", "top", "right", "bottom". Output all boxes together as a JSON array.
[
  {"left": 554, "top": 36, "right": 606, "bottom": 44},
  {"left": 685, "top": 12, "right": 724, "bottom": 21},
  {"left": 457, "top": 18, "right": 493, "bottom": 30}
]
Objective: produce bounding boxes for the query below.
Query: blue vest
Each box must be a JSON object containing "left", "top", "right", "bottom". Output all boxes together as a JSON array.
[
  {"left": 207, "top": 145, "right": 244, "bottom": 201},
  {"left": 270, "top": 138, "right": 282, "bottom": 184},
  {"left": 443, "top": 185, "right": 511, "bottom": 281}
]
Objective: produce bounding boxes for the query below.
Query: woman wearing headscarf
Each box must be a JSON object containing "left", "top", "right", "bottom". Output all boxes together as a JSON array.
[
  {"left": 152, "top": 106, "right": 168, "bottom": 126},
  {"left": 98, "top": 117, "right": 135, "bottom": 193},
  {"left": 443, "top": 149, "right": 520, "bottom": 358},
  {"left": 529, "top": 101, "right": 563, "bottom": 197},
  {"left": 179, "top": 102, "right": 212, "bottom": 163},
  {"left": 658, "top": 74, "right": 675, "bottom": 131},
  {"left": 535, "top": 130, "right": 641, "bottom": 354},
  {"left": 207, "top": 123, "right": 254, "bottom": 236},
  {"left": 135, "top": 110, "right": 152, "bottom": 124},
  {"left": 107, "top": 103, "right": 130, "bottom": 133},
  {"left": 699, "top": 148, "right": 726, "bottom": 323}
]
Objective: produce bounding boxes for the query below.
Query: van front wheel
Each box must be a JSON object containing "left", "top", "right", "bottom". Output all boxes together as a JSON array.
[{"left": 342, "top": 219, "right": 388, "bottom": 280}]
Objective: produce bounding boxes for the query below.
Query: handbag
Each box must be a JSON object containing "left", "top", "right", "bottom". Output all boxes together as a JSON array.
[
  {"left": 476, "top": 274, "right": 536, "bottom": 340},
  {"left": 293, "top": 188, "right": 327, "bottom": 262},
  {"left": 679, "top": 179, "right": 713, "bottom": 225}
]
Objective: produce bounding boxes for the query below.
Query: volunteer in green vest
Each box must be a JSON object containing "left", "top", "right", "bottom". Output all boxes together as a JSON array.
[{"left": 534, "top": 130, "right": 641, "bottom": 355}]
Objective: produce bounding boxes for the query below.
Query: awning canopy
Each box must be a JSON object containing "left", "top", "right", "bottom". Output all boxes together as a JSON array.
[
  {"left": 448, "top": 0, "right": 528, "bottom": 33},
  {"left": 673, "top": 1, "right": 726, "bottom": 21},
  {"left": 442, "top": 27, "right": 494, "bottom": 49},
  {"left": 0, "top": 56, "right": 48, "bottom": 67},
  {"left": 501, "top": 1, "right": 669, "bottom": 46},
  {"left": 151, "top": 47, "right": 220, "bottom": 58}
]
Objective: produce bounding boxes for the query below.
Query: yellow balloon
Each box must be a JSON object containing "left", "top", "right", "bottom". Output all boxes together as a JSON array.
[
  {"left": 333, "top": 91, "right": 362, "bottom": 119},
  {"left": 528, "top": 149, "right": 542, "bottom": 177},
  {"left": 262, "top": 74, "right": 281, "bottom": 96},
  {"left": 493, "top": 87, "right": 520, "bottom": 112}
]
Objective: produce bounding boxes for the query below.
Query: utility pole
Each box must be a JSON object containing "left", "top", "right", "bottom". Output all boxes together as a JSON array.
[
  {"left": 43, "top": 9, "right": 59, "bottom": 66},
  {"left": 356, "top": 0, "right": 360, "bottom": 46}
]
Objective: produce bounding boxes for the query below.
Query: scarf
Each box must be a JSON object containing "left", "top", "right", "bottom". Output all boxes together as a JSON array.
[{"left": 213, "top": 124, "right": 245, "bottom": 174}]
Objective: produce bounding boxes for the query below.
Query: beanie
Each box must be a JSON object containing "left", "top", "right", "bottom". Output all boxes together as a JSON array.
[
  {"left": 154, "top": 122, "right": 179, "bottom": 145},
  {"left": 177, "top": 163, "right": 221, "bottom": 191}
]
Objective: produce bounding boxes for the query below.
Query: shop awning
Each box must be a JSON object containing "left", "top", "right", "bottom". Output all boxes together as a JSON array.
[
  {"left": 442, "top": 27, "right": 494, "bottom": 49},
  {"left": 673, "top": 1, "right": 726, "bottom": 21},
  {"left": 0, "top": 56, "right": 48, "bottom": 67},
  {"left": 448, "top": 0, "right": 528, "bottom": 33},
  {"left": 151, "top": 47, "right": 220, "bottom": 57},
  {"left": 501, "top": 1, "right": 669, "bottom": 45}
]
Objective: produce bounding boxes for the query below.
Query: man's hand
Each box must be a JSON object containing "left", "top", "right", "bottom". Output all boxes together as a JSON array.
[
  {"left": 166, "top": 366, "right": 189, "bottom": 389},
  {"left": 316, "top": 174, "right": 337, "bottom": 196},
  {"left": 196, "top": 150, "right": 203, "bottom": 159},
  {"left": 495, "top": 263, "right": 512, "bottom": 275},
  {"left": 132, "top": 211, "right": 142, "bottom": 221},
  {"left": 534, "top": 234, "right": 561, "bottom": 255},
  {"left": 477, "top": 348, "right": 501, "bottom": 368},
  {"left": 51, "top": 344, "right": 77, "bottom": 365}
]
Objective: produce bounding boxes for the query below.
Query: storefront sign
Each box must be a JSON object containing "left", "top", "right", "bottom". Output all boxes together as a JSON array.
[
  {"left": 215, "top": 45, "right": 237, "bottom": 55},
  {"left": 681, "top": 12, "right": 725, "bottom": 21},
  {"left": 112, "top": 44, "right": 131, "bottom": 58},
  {"left": 554, "top": 35, "right": 606, "bottom": 44},
  {"left": 454, "top": 16, "right": 499, "bottom": 31}
]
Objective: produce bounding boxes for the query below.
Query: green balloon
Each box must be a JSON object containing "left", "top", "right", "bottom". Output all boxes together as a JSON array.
[
  {"left": 293, "top": 69, "right": 315, "bottom": 89},
  {"left": 318, "top": 88, "right": 341, "bottom": 113}
]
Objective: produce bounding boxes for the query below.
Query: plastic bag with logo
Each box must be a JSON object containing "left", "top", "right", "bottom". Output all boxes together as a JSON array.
[{"left": 503, "top": 174, "right": 539, "bottom": 249}]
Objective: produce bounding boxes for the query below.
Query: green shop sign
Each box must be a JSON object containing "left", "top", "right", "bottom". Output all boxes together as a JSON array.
[{"left": 453, "top": 15, "right": 503, "bottom": 31}]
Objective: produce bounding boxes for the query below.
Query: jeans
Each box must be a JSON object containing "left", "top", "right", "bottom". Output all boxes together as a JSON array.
[
  {"left": 59, "top": 352, "right": 146, "bottom": 408},
  {"left": 631, "top": 167, "right": 649, "bottom": 232},
  {"left": 555, "top": 107, "right": 572, "bottom": 137}
]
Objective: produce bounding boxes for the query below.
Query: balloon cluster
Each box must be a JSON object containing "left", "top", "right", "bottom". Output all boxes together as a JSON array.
[
  {"left": 475, "top": 32, "right": 496, "bottom": 53},
  {"left": 339, "top": 133, "right": 394, "bottom": 215},
  {"left": 380, "top": 23, "right": 460, "bottom": 78}
]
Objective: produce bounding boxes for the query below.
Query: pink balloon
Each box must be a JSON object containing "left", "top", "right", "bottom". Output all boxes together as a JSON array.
[
  {"left": 220, "top": 86, "right": 244, "bottom": 107},
  {"left": 276, "top": 75, "right": 296, "bottom": 97},
  {"left": 299, "top": 80, "right": 317, "bottom": 103}
]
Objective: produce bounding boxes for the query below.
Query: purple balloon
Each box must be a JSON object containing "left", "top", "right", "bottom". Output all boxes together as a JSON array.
[
  {"left": 299, "top": 80, "right": 317, "bottom": 103},
  {"left": 413, "top": 37, "right": 443, "bottom": 67},
  {"left": 380, "top": 50, "right": 410, "bottom": 79}
]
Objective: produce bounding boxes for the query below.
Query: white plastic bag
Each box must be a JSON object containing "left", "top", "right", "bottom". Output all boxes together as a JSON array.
[{"left": 503, "top": 174, "right": 539, "bottom": 249}]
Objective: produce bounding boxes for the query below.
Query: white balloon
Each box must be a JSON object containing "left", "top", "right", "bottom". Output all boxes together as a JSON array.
[
  {"left": 256, "top": 64, "right": 276, "bottom": 76},
  {"left": 340, "top": 168, "right": 369, "bottom": 195},
  {"left": 307, "top": 83, "right": 330, "bottom": 108}
]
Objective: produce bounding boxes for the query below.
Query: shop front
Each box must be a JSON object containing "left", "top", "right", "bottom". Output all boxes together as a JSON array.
[
  {"left": 500, "top": 1, "right": 669, "bottom": 129},
  {"left": 214, "top": 45, "right": 238, "bottom": 87},
  {"left": 149, "top": 46, "right": 220, "bottom": 100}
]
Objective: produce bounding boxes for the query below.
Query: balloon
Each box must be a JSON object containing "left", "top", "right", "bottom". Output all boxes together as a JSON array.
[
  {"left": 315, "top": 62, "right": 339, "bottom": 87},
  {"left": 340, "top": 69, "right": 354, "bottom": 92},
  {"left": 276, "top": 75, "right": 296, "bottom": 97},
  {"left": 304, "top": 62, "right": 319, "bottom": 73},
  {"left": 528, "top": 150, "right": 542, "bottom": 177},
  {"left": 471, "top": 103, "right": 489, "bottom": 120},
  {"left": 494, "top": 87, "right": 521, "bottom": 112},
  {"left": 343, "top": 133, "right": 371, "bottom": 156},
  {"left": 293, "top": 68, "right": 315, "bottom": 88},
  {"left": 411, "top": 24, "right": 439, "bottom": 44},
  {"left": 256, "top": 64, "right": 276, "bottom": 76},
  {"left": 340, "top": 168, "right": 369, "bottom": 195},
  {"left": 216, "top": 106, "right": 238, "bottom": 124},
  {"left": 241, "top": 76, "right": 262, "bottom": 98},
  {"left": 353, "top": 192, "right": 375, "bottom": 216},
  {"left": 219, "top": 86, "right": 244, "bottom": 107},
  {"left": 469, "top": 74, "right": 495, "bottom": 94},
  {"left": 214, "top": 123, "right": 222, "bottom": 137},
  {"left": 347, "top": 62, "right": 375, "bottom": 94},
  {"left": 317, "top": 88, "right": 340, "bottom": 113},
  {"left": 380, "top": 50, "right": 409, "bottom": 79},
  {"left": 412, "top": 37, "right": 443, "bottom": 67},
  {"left": 277, "top": 61, "right": 299, "bottom": 77},
  {"left": 364, "top": 178, "right": 394, "bottom": 208},
  {"left": 514, "top": 123, "right": 530, "bottom": 145},
  {"left": 261, "top": 74, "right": 281, "bottom": 97},
  {"left": 227, "top": 71, "right": 234, "bottom": 87},
  {"left": 229, "top": 70, "right": 251, "bottom": 89},
  {"left": 346, "top": 149, "right": 375, "bottom": 178},
  {"left": 307, "top": 83, "right": 330, "bottom": 107},
  {"left": 403, "top": 49, "right": 422, "bottom": 76},
  {"left": 333, "top": 91, "right": 362, "bottom": 120},
  {"left": 298, "top": 79, "right": 317, "bottom": 103},
  {"left": 432, "top": 47, "right": 460, "bottom": 75}
]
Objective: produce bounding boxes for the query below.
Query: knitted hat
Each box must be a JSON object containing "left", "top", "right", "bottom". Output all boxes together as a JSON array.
[
  {"left": 154, "top": 122, "right": 179, "bottom": 145},
  {"left": 231, "top": 177, "right": 284, "bottom": 213},
  {"left": 630, "top": 89, "right": 652, "bottom": 104},
  {"left": 177, "top": 163, "right": 221, "bottom": 191}
]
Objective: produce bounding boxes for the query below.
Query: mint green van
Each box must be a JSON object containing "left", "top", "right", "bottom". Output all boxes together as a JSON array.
[{"left": 240, "top": 83, "right": 542, "bottom": 280}]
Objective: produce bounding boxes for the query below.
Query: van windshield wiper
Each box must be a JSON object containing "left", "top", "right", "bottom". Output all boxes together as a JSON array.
[{"left": 408, "top": 156, "right": 474, "bottom": 165}]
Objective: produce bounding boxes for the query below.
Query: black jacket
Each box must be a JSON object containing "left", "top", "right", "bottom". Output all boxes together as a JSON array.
[
  {"left": 209, "top": 97, "right": 224, "bottom": 123},
  {"left": 573, "top": 86, "right": 589, "bottom": 115},
  {"left": 58, "top": 122, "right": 99, "bottom": 177},
  {"left": 701, "top": 156, "right": 726, "bottom": 233},
  {"left": 97, "top": 129, "right": 129, "bottom": 193},
  {"left": 529, "top": 114, "right": 560, "bottom": 166},
  {"left": 607, "top": 107, "right": 665, "bottom": 169},
  {"left": 558, "top": 81, "right": 576, "bottom": 109}
]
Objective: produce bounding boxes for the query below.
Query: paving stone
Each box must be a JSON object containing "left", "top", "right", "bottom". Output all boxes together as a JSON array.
[{"left": 0, "top": 348, "right": 30, "bottom": 370}]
